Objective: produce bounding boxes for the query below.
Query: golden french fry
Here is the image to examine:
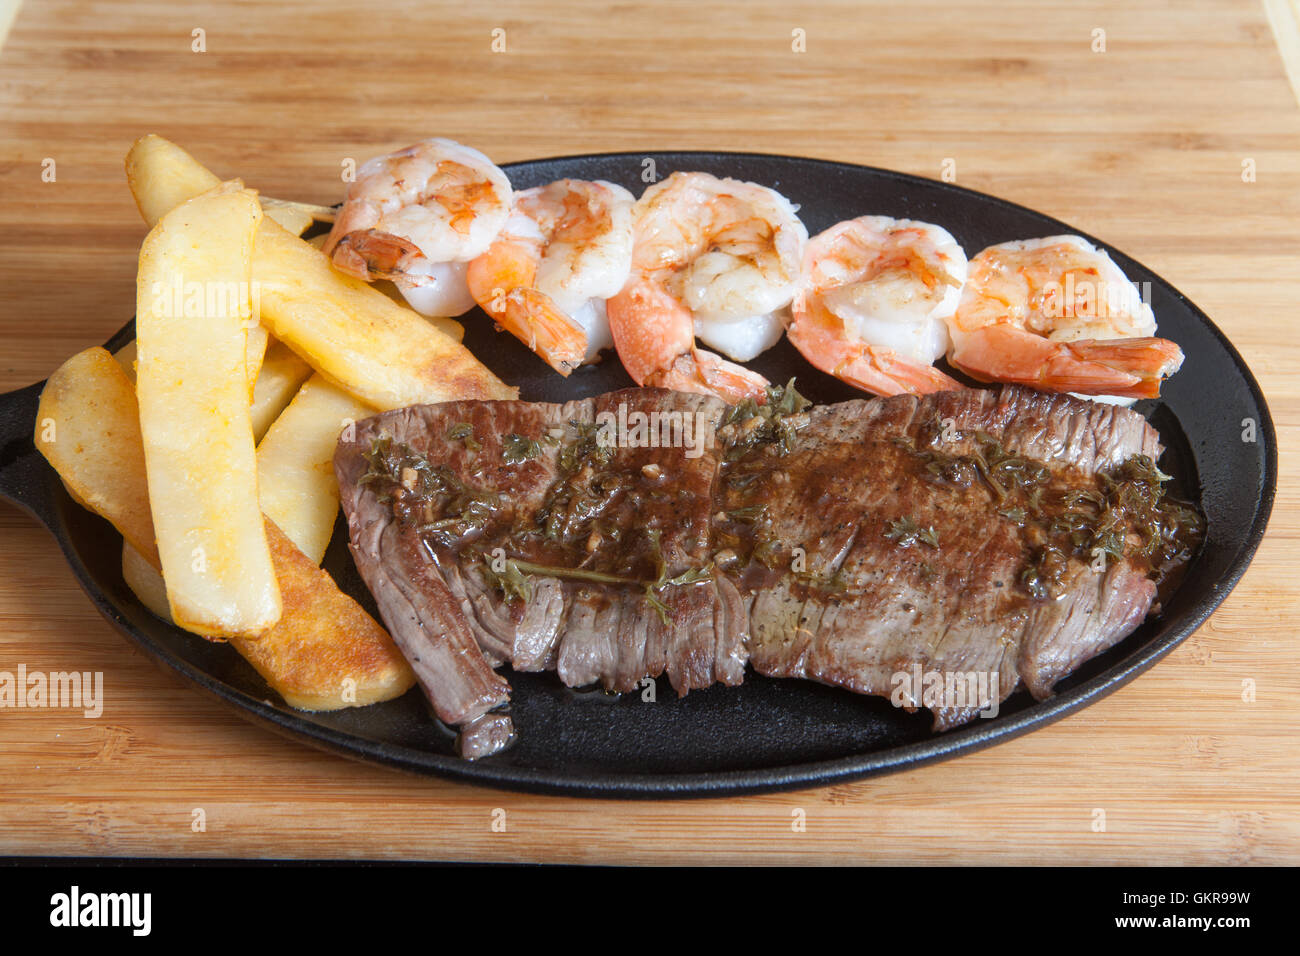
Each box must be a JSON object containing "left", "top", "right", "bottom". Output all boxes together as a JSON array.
[
  {"left": 120, "top": 332, "right": 304, "bottom": 442},
  {"left": 301, "top": 231, "right": 463, "bottom": 345},
  {"left": 233, "top": 520, "right": 414, "bottom": 709},
  {"left": 125, "top": 134, "right": 223, "bottom": 227},
  {"left": 257, "top": 374, "right": 371, "bottom": 565},
  {"left": 136, "top": 182, "right": 280, "bottom": 638},
  {"left": 126, "top": 134, "right": 329, "bottom": 240},
  {"left": 261, "top": 203, "right": 314, "bottom": 237},
  {"left": 250, "top": 337, "right": 314, "bottom": 441},
  {"left": 123, "top": 524, "right": 413, "bottom": 710},
  {"left": 300, "top": 236, "right": 464, "bottom": 344},
  {"left": 51, "top": 345, "right": 412, "bottom": 707},
  {"left": 125, "top": 133, "right": 512, "bottom": 410},
  {"left": 35, "top": 348, "right": 159, "bottom": 565},
  {"left": 127, "top": 134, "right": 334, "bottom": 237},
  {"left": 126, "top": 137, "right": 270, "bottom": 396},
  {"left": 125, "top": 333, "right": 263, "bottom": 408},
  {"left": 429, "top": 314, "right": 465, "bottom": 343},
  {"left": 253, "top": 221, "right": 515, "bottom": 409}
]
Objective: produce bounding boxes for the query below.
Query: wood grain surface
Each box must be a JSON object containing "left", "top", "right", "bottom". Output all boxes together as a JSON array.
[{"left": 0, "top": 0, "right": 1296, "bottom": 864}]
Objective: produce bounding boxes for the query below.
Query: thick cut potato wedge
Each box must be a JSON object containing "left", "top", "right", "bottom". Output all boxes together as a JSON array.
[
  {"left": 124, "top": 525, "right": 414, "bottom": 710},
  {"left": 250, "top": 338, "right": 314, "bottom": 441},
  {"left": 233, "top": 520, "right": 414, "bottom": 709},
  {"left": 126, "top": 134, "right": 269, "bottom": 395},
  {"left": 125, "top": 133, "right": 512, "bottom": 410},
  {"left": 120, "top": 334, "right": 308, "bottom": 443},
  {"left": 257, "top": 374, "right": 371, "bottom": 565},
  {"left": 124, "top": 326, "right": 265, "bottom": 393},
  {"left": 262, "top": 203, "right": 312, "bottom": 236},
  {"left": 126, "top": 133, "right": 323, "bottom": 238},
  {"left": 46, "top": 346, "right": 413, "bottom": 708},
  {"left": 253, "top": 220, "right": 515, "bottom": 409},
  {"left": 35, "top": 348, "right": 159, "bottom": 565},
  {"left": 297, "top": 240, "right": 465, "bottom": 343},
  {"left": 426, "top": 313, "right": 465, "bottom": 344},
  {"left": 115, "top": 323, "right": 264, "bottom": 394},
  {"left": 136, "top": 182, "right": 280, "bottom": 638},
  {"left": 126, "top": 134, "right": 223, "bottom": 226}
]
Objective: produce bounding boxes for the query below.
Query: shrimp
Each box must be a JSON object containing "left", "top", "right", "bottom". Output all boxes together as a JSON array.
[
  {"left": 465, "top": 179, "right": 634, "bottom": 375},
  {"left": 322, "top": 138, "right": 512, "bottom": 317},
  {"left": 787, "top": 216, "right": 968, "bottom": 396},
  {"left": 946, "top": 235, "right": 1183, "bottom": 401},
  {"left": 606, "top": 171, "right": 807, "bottom": 403}
]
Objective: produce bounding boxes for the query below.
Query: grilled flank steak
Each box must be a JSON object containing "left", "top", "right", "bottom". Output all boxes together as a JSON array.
[{"left": 335, "top": 384, "right": 1201, "bottom": 758}]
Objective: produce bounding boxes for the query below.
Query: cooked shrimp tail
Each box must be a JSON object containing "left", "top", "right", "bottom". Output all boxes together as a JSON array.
[
  {"left": 466, "top": 240, "right": 586, "bottom": 374},
  {"left": 1069, "top": 337, "right": 1185, "bottom": 393},
  {"left": 489, "top": 289, "right": 587, "bottom": 376},
  {"left": 683, "top": 350, "right": 774, "bottom": 403},
  {"left": 328, "top": 230, "right": 431, "bottom": 285},
  {"left": 608, "top": 276, "right": 768, "bottom": 401},
  {"left": 788, "top": 296, "right": 963, "bottom": 396},
  {"left": 949, "top": 324, "right": 1184, "bottom": 399}
]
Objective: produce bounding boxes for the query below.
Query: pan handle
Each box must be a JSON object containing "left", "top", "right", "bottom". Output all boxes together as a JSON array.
[{"left": 0, "top": 379, "right": 57, "bottom": 526}]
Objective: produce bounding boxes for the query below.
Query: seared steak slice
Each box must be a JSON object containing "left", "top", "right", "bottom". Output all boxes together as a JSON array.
[
  {"left": 723, "top": 387, "right": 1166, "bottom": 728},
  {"left": 335, "top": 389, "right": 744, "bottom": 751},
  {"left": 336, "top": 384, "right": 1200, "bottom": 756},
  {"left": 335, "top": 418, "right": 512, "bottom": 731}
]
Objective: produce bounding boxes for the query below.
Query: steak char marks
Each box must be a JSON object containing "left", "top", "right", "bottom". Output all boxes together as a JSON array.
[{"left": 336, "top": 385, "right": 1200, "bottom": 757}]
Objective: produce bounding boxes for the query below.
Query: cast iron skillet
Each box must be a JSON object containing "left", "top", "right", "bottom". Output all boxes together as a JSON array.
[{"left": 0, "top": 152, "right": 1277, "bottom": 798}]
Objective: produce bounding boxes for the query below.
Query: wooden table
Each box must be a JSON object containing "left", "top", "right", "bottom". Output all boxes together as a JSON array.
[{"left": 1, "top": 0, "right": 1296, "bottom": 864}]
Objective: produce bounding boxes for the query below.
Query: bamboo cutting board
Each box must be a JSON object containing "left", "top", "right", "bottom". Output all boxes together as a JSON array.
[{"left": 0, "top": 0, "right": 1296, "bottom": 863}]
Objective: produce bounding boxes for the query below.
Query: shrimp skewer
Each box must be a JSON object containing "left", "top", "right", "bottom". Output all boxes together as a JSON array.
[
  {"left": 607, "top": 171, "right": 807, "bottom": 402},
  {"left": 946, "top": 235, "right": 1183, "bottom": 401},
  {"left": 466, "top": 179, "right": 634, "bottom": 375},
  {"left": 788, "top": 216, "right": 968, "bottom": 396},
  {"left": 322, "top": 138, "right": 512, "bottom": 317}
]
